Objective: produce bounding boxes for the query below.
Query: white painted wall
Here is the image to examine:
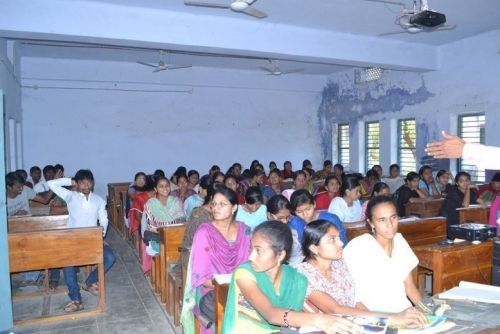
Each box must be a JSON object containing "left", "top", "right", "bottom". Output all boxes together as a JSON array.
[
  {"left": 0, "top": 39, "right": 22, "bottom": 172},
  {"left": 323, "top": 30, "right": 500, "bottom": 175},
  {"left": 21, "top": 58, "right": 327, "bottom": 196}
]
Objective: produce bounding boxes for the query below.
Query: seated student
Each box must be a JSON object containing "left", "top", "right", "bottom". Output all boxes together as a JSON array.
[
  {"left": 435, "top": 169, "right": 453, "bottom": 197},
  {"left": 360, "top": 182, "right": 390, "bottom": 221},
  {"left": 262, "top": 168, "right": 285, "bottom": 202},
  {"left": 181, "top": 186, "right": 251, "bottom": 334},
  {"left": 297, "top": 220, "right": 426, "bottom": 327},
  {"left": 224, "top": 174, "right": 245, "bottom": 204},
  {"left": 48, "top": 169, "right": 116, "bottom": 312},
  {"left": 236, "top": 186, "right": 268, "bottom": 230},
  {"left": 393, "top": 172, "right": 427, "bottom": 217},
  {"left": 315, "top": 175, "right": 341, "bottom": 211},
  {"left": 282, "top": 170, "right": 307, "bottom": 200},
  {"left": 281, "top": 160, "right": 294, "bottom": 180},
  {"left": 212, "top": 171, "right": 225, "bottom": 183},
  {"left": 333, "top": 163, "right": 345, "bottom": 181},
  {"left": 359, "top": 169, "right": 379, "bottom": 199},
  {"left": 128, "top": 175, "right": 156, "bottom": 236},
  {"left": 29, "top": 165, "right": 42, "bottom": 189},
  {"left": 171, "top": 174, "right": 197, "bottom": 205},
  {"left": 266, "top": 195, "right": 303, "bottom": 266},
  {"left": 128, "top": 172, "right": 147, "bottom": 205},
  {"left": 6, "top": 172, "right": 52, "bottom": 216},
  {"left": 188, "top": 169, "right": 200, "bottom": 192},
  {"left": 141, "top": 176, "right": 184, "bottom": 273},
  {"left": 268, "top": 161, "right": 277, "bottom": 175},
  {"left": 184, "top": 176, "right": 212, "bottom": 218},
  {"left": 418, "top": 165, "right": 439, "bottom": 198},
  {"left": 489, "top": 195, "right": 500, "bottom": 229},
  {"left": 222, "top": 220, "right": 360, "bottom": 334},
  {"left": 478, "top": 172, "right": 500, "bottom": 204},
  {"left": 289, "top": 189, "right": 347, "bottom": 245},
  {"left": 34, "top": 165, "right": 56, "bottom": 194},
  {"left": 313, "top": 160, "right": 333, "bottom": 181},
  {"left": 372, "top": 164, "right": 383, "bottom": 181},
  {"left": 170, "top": 166, "right": 188, "bottom": 191},
  {"left": 328, "top": 174, "right": 363, "bottom": 224},
  {"left": 15, "top": 169, "right": 32, "bottom": 189},
  {"left": 343, "top": 196, "right": 429, "bottom": 315},
  {"left": 439, "top": 171, "right": 483, "bottom": 228},
  {"left": 303, "top": 167, "right": 318, "bottom": 196},
  {"left": 382, "top": 164, "right": 405, "bottom": 194}
]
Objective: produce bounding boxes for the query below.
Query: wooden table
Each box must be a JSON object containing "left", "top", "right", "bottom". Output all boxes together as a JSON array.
[
  {"left": 413, "top": 240, "right": 493, "bottom": 294},
  {"left": 457, "top": 204, "right": 490, "bottom": 225},
  {"left": 405, "top": 198, "right": 445, "bottom": 218},
  {"left": 344, "top": 217, "right": 447, "bottom": 246}
]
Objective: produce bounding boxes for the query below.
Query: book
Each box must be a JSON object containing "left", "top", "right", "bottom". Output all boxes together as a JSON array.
[
  {"left": 438, "top": 281, "right": 500, "bottom": 304},
  {"left": 395, "top": 315, "right": 451, "bottom": 334},
  {"left": 299, "top": 316, "right": 388, "bottom": 333}
]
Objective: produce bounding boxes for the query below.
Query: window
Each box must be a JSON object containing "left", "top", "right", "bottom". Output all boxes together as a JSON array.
[
  {"left": 365, "top": 121, "right": 380, "bottom": 171},
  {"left": 457, "top": 113, "right": 485, "bottom": 182},
  {"left": 338, "top": 123, "right": 350, "bottom": 168},
  {"left": 397, "top": 119, "right": 417, "bottom": 176}
]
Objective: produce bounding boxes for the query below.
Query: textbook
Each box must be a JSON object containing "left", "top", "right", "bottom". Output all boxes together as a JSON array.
[{"left": 438, "top": 281, "right": 500, "bottom": 304}]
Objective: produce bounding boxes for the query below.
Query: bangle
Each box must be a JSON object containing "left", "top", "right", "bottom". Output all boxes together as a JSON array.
[{"left": 283, "top": 309, "right": 291, "bottom": 328}]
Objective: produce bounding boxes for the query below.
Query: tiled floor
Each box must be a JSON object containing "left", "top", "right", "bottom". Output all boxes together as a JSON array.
[{"left": 11, "top": 227, "right": 178, "bottom": 334}]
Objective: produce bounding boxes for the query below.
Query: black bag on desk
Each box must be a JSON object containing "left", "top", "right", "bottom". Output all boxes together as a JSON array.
[{"left": 142, "top": 230, "right": 159, "bottom": 243}]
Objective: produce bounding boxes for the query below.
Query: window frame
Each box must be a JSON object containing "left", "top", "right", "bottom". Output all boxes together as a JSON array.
[
  {"left": 338, "top": 123, "right": 350, "bottom": 168},
  {"left": 457, "top": 113, "right": 485, "bottom": 183}
]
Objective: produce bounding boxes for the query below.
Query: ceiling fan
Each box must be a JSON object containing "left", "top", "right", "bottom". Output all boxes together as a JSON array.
[
  {"left": 137, "top": 51, "right": 192, "bottom": 72},
  {"left": 368, "top": 0, "right": 456, "bottom": 36},
  {"left": 259, "top": 59, "right": 304, "bottom": 76},
  {"left": 184, "top": 0, "right": 267, "bottom": 19}
]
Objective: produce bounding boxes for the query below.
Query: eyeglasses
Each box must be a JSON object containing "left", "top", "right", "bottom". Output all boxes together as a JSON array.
[
  {"left": 210, "top": 201, "right": 232, "bottom": 208},
  {"left": 272, "top": 215, "right": 291, "bottom": 223}
]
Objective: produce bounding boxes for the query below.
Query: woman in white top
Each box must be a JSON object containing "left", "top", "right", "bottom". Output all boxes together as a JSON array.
[
  {"left": 343, "top": 196, "right": 428, "bottom": 314},
  {"left": 382, "top": 164, "right": 405, "bottom": 194},
  {"left": 328, "top": 174, "right": 362, "bottom": 223}
]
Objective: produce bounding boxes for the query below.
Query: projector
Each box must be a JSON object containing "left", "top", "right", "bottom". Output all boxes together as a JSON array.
[
  {"left": 448, "top": 223, "right": 497, "bottom": 242},
  {"left": 409, "top": 10, "right": 446, "bottom": 27}
]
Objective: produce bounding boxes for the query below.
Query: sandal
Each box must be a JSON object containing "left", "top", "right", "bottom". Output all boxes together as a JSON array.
[
  {"left": 64, "top": 300, "right": 83, "bottom": 313},
  {"left": 82, "top": 283, "right": 99, "bottom": 296}
]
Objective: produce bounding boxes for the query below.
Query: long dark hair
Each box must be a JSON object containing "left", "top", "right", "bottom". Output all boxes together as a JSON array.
[
  {"left": 302, "top": 220, "right": 337, "bottom": 261},
  {"left": 254, "top": 220, "right": 293, "bottom": 264}
]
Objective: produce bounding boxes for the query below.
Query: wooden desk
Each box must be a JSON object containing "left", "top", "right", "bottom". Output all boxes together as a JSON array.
[
  {"left": 344, "top": 217, "right": 447, "bottom": 247},
  {"left": 413, "top": 240, "right": 493, "bottom": 294},
  {"left": 405, "top": 198, "right": 445, "bottom": 218},
  {"left": 213, "top": 280, "right": 229, "bottom": 334},
  {"left": 8, "top": 214, "right": 69, "bottom": 233},
  {"left": 457, "top": 205, "right": 490, "bottom": 225}
]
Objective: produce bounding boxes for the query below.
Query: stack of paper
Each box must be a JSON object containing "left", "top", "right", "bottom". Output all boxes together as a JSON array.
[{"left": 438, "top": 281, "right": 500, "bottom": 304}]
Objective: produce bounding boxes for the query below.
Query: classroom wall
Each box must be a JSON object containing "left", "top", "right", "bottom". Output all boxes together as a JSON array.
[
  {"left": 0, "top": 39, "right": 23, "bottom": 172},
  {"left": 319, "top": 30, "right": 500, "bottom": 174},
  {"left": 21, "top": 58, "right": 327, "bottom": 196}
]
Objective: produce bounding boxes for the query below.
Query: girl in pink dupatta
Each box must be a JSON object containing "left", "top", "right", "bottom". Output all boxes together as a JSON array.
[{"left": 181, "top": 185, "right": 251, "bottom": 334}]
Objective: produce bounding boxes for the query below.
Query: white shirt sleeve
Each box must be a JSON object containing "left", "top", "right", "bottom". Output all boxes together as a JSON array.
[
  {"left": 328, "top": 197, "right": 346, "bottom": 222},
  {"left": 98, "top": 197, "right": 109, "bottom": 237},
  {"left": 462, "top": 143, "right": 500, "bottom": 170},
  {"left": 47, "top": 178, "right": 72, "bottom": 202}
]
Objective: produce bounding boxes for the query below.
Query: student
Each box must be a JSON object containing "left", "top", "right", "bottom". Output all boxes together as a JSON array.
[
  {"left": 333, "top": 163, "right": 344, "bottom": 181},
  {"left": 281, "top": 170, "right": 307, "bottom": 200},
  {"left": 313, "top": 160, "right": 333, "bottom": 180},
  {"left": 289, "top": 189, "right": 347, "bottom": 245},
  {"left": 34, "top": 164, "right": 56, "bottom": 194},
  {"left": 478, "top": 172, "right": 500, "bottom": 204},
  {"left": 360, "top": 181, "right": 390, "bottom": 221},
  {"left": 314, "top": 175, "right": 341, "bottom": 211},
  {"left": 29, "top": 165, "right": 42, "bottom": 188},
  {"left": 281, "top": 161, "right": 294, "bottom": 180},
  {"left": 261, "top": 168, "right": 284, "bottom": 202},
  {"left": 297, "top": 220, "right": 426, "bottom": 327},
  {"left": 382, "top": 164, "right": 405, "bottom": 194},
  {"left": 171, "top": 174, "right": 197, "bottom": 204},
  {"left": 181, "top": 186, "right": 251, "bottom": 334},
  {"left": 224, "top": 174, "right": 245, "bottom": 204},
  {"left": 372, "top": 164, "right": 383, "bottom": 180},
  {"left": 188, "top": 169, "right": 200, "bottom": 192},
  {"left": 54, "top": 163, "right": 65, "bottom": 178},
  {"left": 222, "top": 220, "right": 360, "bottom": 334},
  {"left": 6, "top": 172, "right": 51, "bottom": 216},
  {"left": 439, "top": 172, "right": 482, "bottom": 228},
  {"left": 343, "top": 196, "right": 428, "bottom": 314},
  {"left": 435, "top": 169, "right": 453, "bottom": 197},
  {"left": 328, "top": 174, "right": 363, "bottom": 223},
  {"left": 48, "top": 169, "right": 116, "bottom": 312},
  {"left": 184, "top": 176, "right": 212, "bottom": 218},
  {"left": 393, "top": 172, "right": 427, "bottom": 217},
  {"left": 359, "top": 169, "right": 379, "bottom": 198},
  {"left": 236, "top": 186, "right": 267, "bottom": 230},
  {"left": 418, "top": 165, "right": 439, "bottom": 198}
]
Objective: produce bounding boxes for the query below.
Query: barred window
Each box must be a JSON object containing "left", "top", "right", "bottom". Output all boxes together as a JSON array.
[
  {"left": 397, "top": 119, "right": 417, "bottom": 176},
  {"left": 458, "top": 113, "right": 485, "bottom": 182},
  {"left": 338, "top": 123, "right": 350, "bottom": 168},
  {"left": 365, "top": 121, "right": 380, "bottom": 172}
]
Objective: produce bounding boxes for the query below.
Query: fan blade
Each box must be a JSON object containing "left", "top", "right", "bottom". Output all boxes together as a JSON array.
[
  {"left": 378, "top": 30, "right": 408, "bottom": 36},
  {"left": 364, "top": 0, "right": 405, "bottom": 6},
  {"left": 166, "top": 64, "right": 192, "bottom": 70},
  {"left": 259, "top": 66, "right": 274, "bottom": 73},
  {"left": 153, "top": 67, "right": 168, "bottom": 73},
  {"left": 241, "top": 6, "right": 267, "bottom": 18},
  {"left": 280, "top": 68, "right": 304, "bottom": 75},
  {"left": 184, "top": 0, "right": 230, "bottom": 8},
  {"left": 432, "top": 24, "right": 456, "bottom": 31},
  {"left": 137, "top": 61, "right": 157, "bottom": 68}
]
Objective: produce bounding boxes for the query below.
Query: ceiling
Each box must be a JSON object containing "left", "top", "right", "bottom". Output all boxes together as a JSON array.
[{"left": 2, "top": 0, "right": 500, "bottom": 75}]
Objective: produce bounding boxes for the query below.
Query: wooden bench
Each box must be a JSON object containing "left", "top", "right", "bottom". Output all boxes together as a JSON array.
[
  {"left": 149, "top": 225, "right": 185, "bottom": 310},
  {"left": 107, "top": 182, "right": 130, "bottom": 237},
  {"left": 9, "top": 227, "right": 105, "bottom": 326},
  {"left": 458, "top": 204, "right": 490, "bottom": 225},
  {"left": 8, "top": 214, "right": 69, "bottom": 233},
  {"left": 405, "top": 198, "right": 445, "bottom": 218}
]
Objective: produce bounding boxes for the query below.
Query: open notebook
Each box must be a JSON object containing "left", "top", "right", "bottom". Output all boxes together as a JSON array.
[{"left": 438, "top": 281, "right": 500, "bottom": 304}]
